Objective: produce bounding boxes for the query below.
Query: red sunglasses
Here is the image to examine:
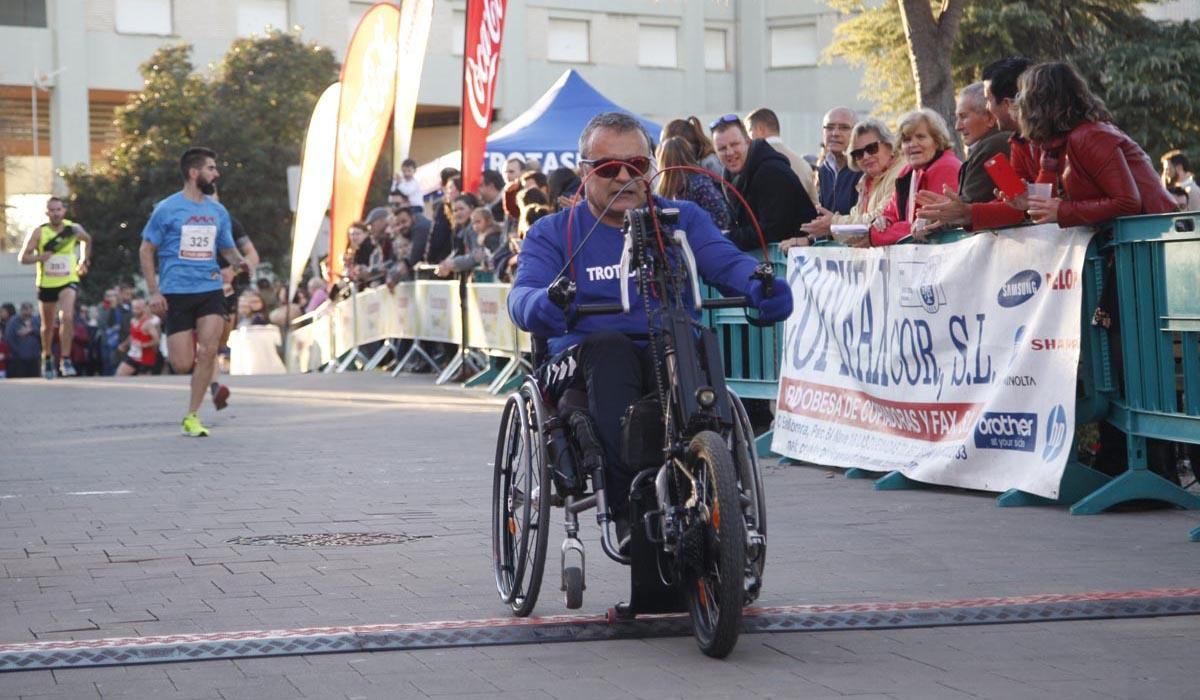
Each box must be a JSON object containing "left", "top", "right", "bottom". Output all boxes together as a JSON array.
[{"left": 579, "top": 156, "right": 651, "bottom": 178}]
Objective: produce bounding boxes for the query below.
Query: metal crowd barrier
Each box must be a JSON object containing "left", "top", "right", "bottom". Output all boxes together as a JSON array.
[{"left": 1066, "top": 213, "right": 1200, "bottom": 524}]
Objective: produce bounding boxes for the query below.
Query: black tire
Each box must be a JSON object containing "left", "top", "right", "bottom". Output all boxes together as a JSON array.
[
  {"left": 490, "top": 386, "right": 551, "bottom": 616},
  {"left": 563, "top": 566, "right": 584, "bottom": 609},
  {"left": 492, "top": 394, "right": 523, "bottom": 604},
  {"left": 729, "top": 390, "right": 767, "bottom": 604},
  {"left": 685, "top": 430, "right": 746, "bottom": 658}
]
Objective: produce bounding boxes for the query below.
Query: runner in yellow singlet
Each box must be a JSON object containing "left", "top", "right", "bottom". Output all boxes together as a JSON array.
[{"left": 18, "top": 196, "right": 93, "bottom": 379}]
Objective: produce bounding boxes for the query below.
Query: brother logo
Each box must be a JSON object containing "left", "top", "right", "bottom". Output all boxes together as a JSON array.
[
  {"left": 997, "top": 269, "right": 1042, "bottom": 308},
  {"left": 973, "top": 411, "right": 1038, "bottom": 452},
  {"left": 1042, "top": 404, "right": 1068, "bottom": 462}
]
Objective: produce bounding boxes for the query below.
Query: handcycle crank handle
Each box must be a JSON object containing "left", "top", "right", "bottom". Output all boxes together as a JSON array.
[
  {"left": 573, "top": 302, "right": 626, "bottom": 317},
  {"left": 701, "top": 297, "right": 751, "bottom": 310}
]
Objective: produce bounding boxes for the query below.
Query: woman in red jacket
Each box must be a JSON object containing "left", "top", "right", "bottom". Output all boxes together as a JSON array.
[
  {"left": 870, "top": 109, "right": 962, "bottom": 246},
  {"left": 1017, "top": 62, "right": 1177, "bottom": 226}
]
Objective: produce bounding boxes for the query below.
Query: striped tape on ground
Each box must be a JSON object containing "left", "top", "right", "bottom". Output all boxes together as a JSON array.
[{"left": 3, "top": 587, "right": 1199, "bottom": 672}]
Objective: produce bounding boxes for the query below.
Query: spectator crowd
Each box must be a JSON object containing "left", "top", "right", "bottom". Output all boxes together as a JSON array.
[{"left": 6, "top": 57, "right": 1196, "bottom": 383}]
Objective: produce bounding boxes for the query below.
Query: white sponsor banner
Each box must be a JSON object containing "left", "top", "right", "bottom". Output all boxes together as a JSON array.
[
  {"left": 385, "top": 282, "right": 419, "bottom": 339},
  {"left": 414, "top": 280, "right": 462, "bottom": 344},
  {"left": 332, "top": 296, "right": 357, "bottom": 357},
  {"left": 771, "top": 225, "right": 1093, "bottom": 499},
  {"left": 466, "top": 283, "right": 517, "bottom": 353},
  {"left": 355, "top": 286, "right": 388, "bottom": 345}
]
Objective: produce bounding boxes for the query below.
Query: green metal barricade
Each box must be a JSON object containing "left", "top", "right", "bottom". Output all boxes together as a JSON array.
[
  {"left": 1066, "top": 212, "right": 1200, "bottom": 521},
  {"left": 701, "top": 244, "right": 787, "bottom": 456}
]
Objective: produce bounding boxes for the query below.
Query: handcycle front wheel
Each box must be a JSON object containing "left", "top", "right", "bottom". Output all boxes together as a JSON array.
[
  {"left": 728, "top": 390, "right": 767, "bottom": 604},
  {"left": 683, "top": 430, "right": 746, "bottom": 658},
  {"left": 491, "top": 385, "right": 551, "bottom": 616}
]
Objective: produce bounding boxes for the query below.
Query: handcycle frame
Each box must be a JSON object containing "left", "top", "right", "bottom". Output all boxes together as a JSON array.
[{"left": 492, "top": 202, "right": 770, "bottom": 656}]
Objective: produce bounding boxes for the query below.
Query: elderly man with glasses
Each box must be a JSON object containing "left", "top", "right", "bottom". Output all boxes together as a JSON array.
[
  {"left": 817, "top": 106, "right": 863, "bottom": 215},
  {"left": 507, "top": 111, "right": 794, "bottom": 542}
]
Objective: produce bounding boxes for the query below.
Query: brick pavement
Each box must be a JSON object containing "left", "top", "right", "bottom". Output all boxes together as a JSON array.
[{"left": 1, "top": 373, "right": 1198, "bottom": 698}]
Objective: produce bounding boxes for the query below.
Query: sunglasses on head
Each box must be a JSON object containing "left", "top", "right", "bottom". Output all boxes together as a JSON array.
[
  {"left": 708, "top": 113, "right": 741, "bottom": 130},
  {"left": 579, "top": 156, "right": 651, "bottom": 179},
  {"left": 849, "top": 141, "right": 882, "bottom": 161}
]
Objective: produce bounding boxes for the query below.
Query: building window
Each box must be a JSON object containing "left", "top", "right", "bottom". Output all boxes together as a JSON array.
[
  {"left": 347, "top": 1, "right": 373, "bottom": 42},
  {"left": 114, "top": 0, "right": 172, "bottom": 35},
  {"left": 0, "top": 0, "right": 47, "bottom": 27},
  {"left": 237, "top": 0, "right": 287, "bottom": 38},
  {"left": 547, "top": 18, "right": 589, "bottom": 63},
  {"left": 769, "top": 24, "right": 818, "bottom": 68},
  {"left": 638, "top": 24, "right": 678, "bottom": 69},
  {"left": 452, "top": 10, "right": 465, "bottom": 56},
  {"left": 704, "top": 28, "right": 728, "bottom": 71}
]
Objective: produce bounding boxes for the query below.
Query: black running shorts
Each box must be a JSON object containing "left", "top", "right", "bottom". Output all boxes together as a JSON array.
[
  {"left": 164, "top": 290, "right": 227, "bottom": 335},
  {"left": 37, "top": 283, "right": 78, "bottom": 303}
]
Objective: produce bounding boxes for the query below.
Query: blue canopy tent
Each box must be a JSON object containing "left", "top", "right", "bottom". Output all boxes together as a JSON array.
[
  {"left": 483, "top": 69, "right": 662, "bottom": 172},
  {"left": 416, "top": 70, "right": 661, "bottom": 192}
]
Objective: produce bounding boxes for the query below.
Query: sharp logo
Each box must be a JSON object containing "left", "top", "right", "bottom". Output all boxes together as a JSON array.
[
  {"left": 997, "top": 269, "right": 1042, "bottom": 308},
  {"left": 973, "top": 411, "right": 1037, "bottom": 452},
  {"left": 1042, "top": 404, "right": 1068, "bottom": 462},
  {"left": 1031, "top": 338, "right": 1080, "bottom": 351}
]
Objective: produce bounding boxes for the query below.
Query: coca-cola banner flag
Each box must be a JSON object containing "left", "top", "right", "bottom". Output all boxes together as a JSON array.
[
  {"left": 330, "top": 2, "right": 400, "bottom": 279},
  {"left": 771, "top": 225, "right": 1093, "bottom": 499},
  {"left": 393, "top": 0, "right": 434, "bottom": 165},
  {"left": 460, "top": 0, "right": 508, "bottom": 194}
]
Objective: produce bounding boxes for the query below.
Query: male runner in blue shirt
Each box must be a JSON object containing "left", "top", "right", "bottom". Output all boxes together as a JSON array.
[{"left": 140, "top": 147, "right": 251, "bottom": 436}]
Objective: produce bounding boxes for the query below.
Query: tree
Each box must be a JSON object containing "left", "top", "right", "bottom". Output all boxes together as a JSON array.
[
  {"left": 828, "top": 1, "right": 1200, "bottom": 157},
  {"left": 897, "top": 0, "right": 967, "bottom": 140},
  {"left": 62, "top": 32, "right": 340, "bottom": 299}
]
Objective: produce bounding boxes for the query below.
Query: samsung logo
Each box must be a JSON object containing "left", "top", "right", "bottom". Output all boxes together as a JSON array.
[{"left": 997, "top": 269, "right": 1042, "bottom": 308}]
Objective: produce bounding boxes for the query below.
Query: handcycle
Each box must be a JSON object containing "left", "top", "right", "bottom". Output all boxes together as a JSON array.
[{"left": 491, "top": 202, "right": 771, "bottom": 658}]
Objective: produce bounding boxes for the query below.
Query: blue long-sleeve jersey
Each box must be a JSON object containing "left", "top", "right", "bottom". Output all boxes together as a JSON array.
[{"left": 508, "top": 197, "right": 761, "bottom": 355}]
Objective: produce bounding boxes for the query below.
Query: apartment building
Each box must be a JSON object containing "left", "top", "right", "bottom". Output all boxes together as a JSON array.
[{"left": 0, "top": 0, "right": 870, "bottom": 243}]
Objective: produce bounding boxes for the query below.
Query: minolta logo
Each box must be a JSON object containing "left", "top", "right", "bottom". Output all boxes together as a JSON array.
[
  {"left": 1004, "top": 375, "right": 1036, "bottom": 387},
  {"left": 1042, "top": 404, "right": 1068, "bottom": 462},
  {"left": 997, "top": 269, "right": 1041, "bottom": 308},
  {"left": 973, "top": 411, "right": 1037, "bottom": 452}
]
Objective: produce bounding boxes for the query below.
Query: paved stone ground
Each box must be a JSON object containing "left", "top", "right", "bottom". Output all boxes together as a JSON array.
[{"left": 1, "top": 373, "right": 1198, "bottom": 698}]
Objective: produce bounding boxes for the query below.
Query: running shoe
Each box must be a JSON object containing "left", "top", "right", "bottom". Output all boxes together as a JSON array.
[
  {"left": 59, "top": 359, "right": 77, "bottom": 377},
  {"left": 42, "top": 357, "right": 56, "bottom": 380},
  {"left": 210, "top": 382, "right": 230, "bottom": 410},
  {"left": 181, "top": 413, "right": 210, "bottom": 437}
]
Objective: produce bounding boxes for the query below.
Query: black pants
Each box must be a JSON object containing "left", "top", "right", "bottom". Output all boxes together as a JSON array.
[{"left": 539, "top": 331, "right": 657, "bottom": 510}]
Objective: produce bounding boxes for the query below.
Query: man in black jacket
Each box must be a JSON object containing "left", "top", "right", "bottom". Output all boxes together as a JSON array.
[{"left": 711, "top": 115, "right": 817, "bottom": 251}]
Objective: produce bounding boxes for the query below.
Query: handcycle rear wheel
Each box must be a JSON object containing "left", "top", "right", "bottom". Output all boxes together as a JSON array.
[
  {"left": 684, "top": 430, "right": 746, "bottom": 658},
  {"left": 491, "top": 386, "right": 551, "bottom": 616}
]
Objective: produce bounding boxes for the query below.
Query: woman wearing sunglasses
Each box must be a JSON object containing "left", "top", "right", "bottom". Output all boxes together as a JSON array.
[{"left": 781, "top": 118, "right": 904, "bottom": 251}]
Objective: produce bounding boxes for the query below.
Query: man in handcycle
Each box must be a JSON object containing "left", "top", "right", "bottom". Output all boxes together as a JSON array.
[{"left": 507, "top": 112, "right": 794, "bottom": 547}]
